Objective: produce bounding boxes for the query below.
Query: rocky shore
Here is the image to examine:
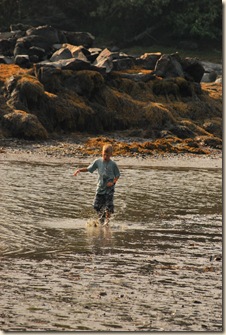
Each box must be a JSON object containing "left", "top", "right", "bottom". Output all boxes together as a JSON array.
[
  {"left": 0, "top": 133, "right": 222, "bottom": 169},
  {"left": 0, "top": 25, "right": 222, "bottom": 168},
  {"left": 0, "top": 25, "right": 222, "bottom": 142}
]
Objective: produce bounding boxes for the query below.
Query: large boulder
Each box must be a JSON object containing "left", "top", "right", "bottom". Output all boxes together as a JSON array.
[
  {"left": 50, "top": 44, "right": 88, "bottom": 62},
  {"left": 14, "top": 35, "right": 52, "bottom": 57},
  {"left": 13, "top": 25, "right": 67, "bottom": 62},
  {"left": 10, "top": 23, "right": 32, "bottom": 32},
  {"left": 153, "top": 53, "right": 205, "bottom": 83},
  {"left": 5, "top": 74, "right": 46, "bottom": 112},
  {"left": 87, "top": 48, "right": 102, "bottom": 62},
  {"left": 29, "top": 46, "right": 46, "bottom": 63},
  {"left": 63, "top": 31, "right": 94, "bottom": 48},
  {"left": 35, "top": 58, "right": 98, "bottom": 73},
  {"left": 180, "top": 57, "right": 205, "bottom": 83},
  {"left": 14, "top": 54, "right": 30, "bottom": 68},
  {"left": 93, "top": 48, "right": 134, "bottom": 73},
  {"left": 2, "top": 110, "right": 48, "bottom": 139},
  {"left": 113, "top": 71, "right": 155, "bottom": 82},
  {"left": 0, "top": 30, "right": 25, "bottom": 56},
  {"left": 26, "top": 25, "right": 65, "bottom": 45},
  {"left": 201, "top": 61, "right": 222, "bottom": 83},
  {"left": 153, "top": 53, "right": 184, "bottom": 78},
  {"left": 201, "top": 71, "right": 218, "bottom": 83},
  {"left": 93, "top": 48, "right": 116, "bottom": 73},
  {"left": 138, "top": 52, "right": 161, "bottom": 69},
  {"left": 0, "top": 56, "right": 13, "bottom": 64},
  {"left": 112, "top": 57, "right": 135, "bottom": 71}
]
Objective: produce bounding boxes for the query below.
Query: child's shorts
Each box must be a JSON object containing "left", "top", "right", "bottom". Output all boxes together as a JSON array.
[{"left": 93, "top": 190, "right": 114, "bottom": 213}]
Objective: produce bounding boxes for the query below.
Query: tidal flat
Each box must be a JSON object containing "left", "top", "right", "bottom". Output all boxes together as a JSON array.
[{"left": 0, "top": 139, "right": 222, "bottom": 331}]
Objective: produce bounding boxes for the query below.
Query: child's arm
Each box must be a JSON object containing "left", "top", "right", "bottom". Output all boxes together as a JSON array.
[
  {"left": 106, "top": 176, "right": 119, "bottom": 187},
  {"left": 73, "top": 168, "right": 88, "bottom": 176}
]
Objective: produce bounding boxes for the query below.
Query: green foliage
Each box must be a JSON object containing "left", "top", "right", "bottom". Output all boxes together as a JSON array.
[
  {"left": 0, "top": 0, "right": 222, "bottom": 46},
  {"left": 164, "top": 0, "right": 222, "bottom": 40},
  {"left": 0, "top": 0, "right": 20, "bottom": 28}
]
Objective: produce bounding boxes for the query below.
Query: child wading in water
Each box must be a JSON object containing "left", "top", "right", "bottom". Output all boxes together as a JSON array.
[{"left": 73, "top": 144, "right": 120, "bottom": 226}]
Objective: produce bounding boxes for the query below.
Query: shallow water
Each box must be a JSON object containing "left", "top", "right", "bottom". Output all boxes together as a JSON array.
[{"left": 0, "top": 160, "right": 222, "bottom": 331}]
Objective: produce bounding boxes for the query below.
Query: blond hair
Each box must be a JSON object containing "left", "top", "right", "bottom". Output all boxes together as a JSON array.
[{"left": 102, "top": 143, "right": 113, "bottom": 154}]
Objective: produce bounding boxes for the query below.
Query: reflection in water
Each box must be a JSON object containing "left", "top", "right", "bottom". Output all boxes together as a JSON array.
[
  {"left": 0, "top": 160, "right": 222, "bottom": 331},
  {"left": 86, "top": 224, "right": 114, "bottom": 254}
]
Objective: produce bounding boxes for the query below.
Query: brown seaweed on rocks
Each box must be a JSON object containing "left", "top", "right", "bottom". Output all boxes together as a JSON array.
[{"left": 0, "top": 62, "right": 222, "bottom": 155}]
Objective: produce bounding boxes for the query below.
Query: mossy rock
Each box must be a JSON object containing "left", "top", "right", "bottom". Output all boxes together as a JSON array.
[
  {"left": 2, "top": 109, "right": 48, "bottom": 139},
  {"left": 64, "top": 70, "right": 105, "bottom": 98},
  {"left": 202, "top": 136, "right": 222, "bottom": 149},
  {"left": 152, "top": 78, "right": 180, "bottom": 100},
  {"left": 6, "top": 74, "right": 46, "bottom": 111},
  {"left": 152, "top": 77, "right": 195, "bottom": 100},
  {"left": 144, "top": 103, "right": 176, "bottom": 129},
  {"left": 202, "top": 117, "right": 222, "bottom": 138}
]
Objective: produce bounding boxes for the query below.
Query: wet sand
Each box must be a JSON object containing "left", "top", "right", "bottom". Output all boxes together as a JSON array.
[{"left": 0, "top": 136, "right": 222, "bottom": 332}]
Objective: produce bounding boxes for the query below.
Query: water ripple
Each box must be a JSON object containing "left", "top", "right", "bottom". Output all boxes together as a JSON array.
[{"left": 0, "top": 160, "right": 222, "bottom": 331}]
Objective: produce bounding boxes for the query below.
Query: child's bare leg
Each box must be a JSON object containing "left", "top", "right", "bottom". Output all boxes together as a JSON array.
[
  {"left": 103, "top": 210, "right": 110, "bottom": 226},
  {"left": 98, "top": 209, "right": 105, "bottom": 224}
]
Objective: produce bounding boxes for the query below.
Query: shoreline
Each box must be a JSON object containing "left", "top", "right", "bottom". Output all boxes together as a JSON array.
[{"left": 0, "top": 137, "right": 222, "bottom": 169}]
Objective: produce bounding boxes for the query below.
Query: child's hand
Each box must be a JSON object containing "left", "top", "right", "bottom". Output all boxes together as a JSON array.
[
  {"left": 73, "top": 169, "right": 80, "bottom": 176},
  {"left": 73, "top": 168, "right": 88, "bottom": 176},
  {"left": 107, "top": 181, "right": 114, "bottom": 187}
]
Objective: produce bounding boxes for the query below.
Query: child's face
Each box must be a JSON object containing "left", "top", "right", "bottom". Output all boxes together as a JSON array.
[{"left": 102, "top": 150, "right": 111, "bottom": 161}]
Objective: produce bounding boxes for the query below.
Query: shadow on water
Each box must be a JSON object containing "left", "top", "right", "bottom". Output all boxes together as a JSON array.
[{"left": 0, "top": 160, "right": 222, "bottom": 331}]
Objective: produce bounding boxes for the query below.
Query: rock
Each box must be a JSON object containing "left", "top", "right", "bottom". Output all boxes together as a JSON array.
[
  {"left": 215, "top": 77, "right": 222, "bottom": 84},
  {"left": 152, "top": 78, "right": 180, "bottom": 100},
  {"left": 35, "top": 58, "right": 98, "bottom": 72},
  {"left": 0, "top": 31, "right": 222, "bottom": 145},
  {"left": 112, "top": 57, "right": 135, "bottom": 71},
  {"left": 26, "top": 25, "right": 64, "bottom": 45},
  {"left": 67, "top": 70, "right": 105, "bottom": 97},
  {"left": 12, "top": 25, "right": 67, "bottom": 62},
  {"left": 138, "top": 52, "right": 161, "bottom": 70},
  {"left": 153, "top": 53, "right": 205, "bottom": 83},
  {"left": 0, "top": 56, "right": 13, "bottom": 64},
  {"left": 93, "top": 48, "right": 115, "bottom": 73},
  {"left": 153, "top": 53, "right": 185, "bottom": 78},
  {"left": 201, "top": 71, "right": 218, "bottom": 83},
  {"left": 92, "top": 48, "right": 135, "bottom": 73},
  {"left": 203, "top": 136, "right": 222, "bottom": 149},
  {"left": 28, "top": 46, "right": 46, "bottom": 62},
  {"left": 114, "top": 71, "right": 155, "bottom": 82},
  {"left": 171, "top": 124, "right": 195, "bottom": 139},
  {"left": 50, "top": 44, "right": 88, "bottom": 62},
  {"left": 14, "top": 54, "right": 30, "bottom": 68},
  {"left": 50, "top": 47, "right": 72, "bottom": 62},
  {"left": 10, "top": 23, "right": 32, "bottom": 32},
  {"left": 201, "top": 61, "right": 222, "bottom": 83},
  {"left": 159, "top": 129, "right": 174, "bottom": 138},
  {"left": 2, "top": 110, "right": 48, "bottom": 140},
  {"left": 5, "top": 74, "right": 46, "bottom": 114},
  {"left": 181, "top": 57, "right": 205, "bottom": 83},
  {"left": 201, "top": 61, "right": 222, "bottom": 76},
  {"left": 87, "top": 47, "right": 102, "bottom": 62},
  {"left": 63, "top": 31, "right": 94, "bottom": 48},
  {"left": 33, "top": 64, "right": 62, "bottom": 87},
  {"left": 14, "top": 35, "right": 52, "bottom": 58}
]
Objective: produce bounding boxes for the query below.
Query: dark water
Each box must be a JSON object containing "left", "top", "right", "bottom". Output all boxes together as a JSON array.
[{"left": 0, "top": 160, "right": 222, "bottom": 331}]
